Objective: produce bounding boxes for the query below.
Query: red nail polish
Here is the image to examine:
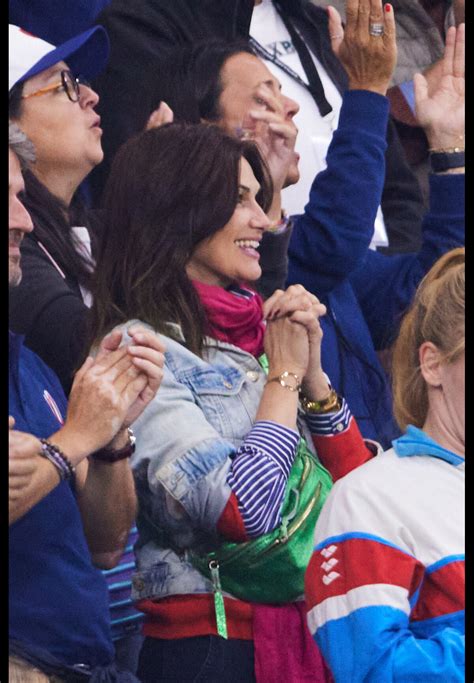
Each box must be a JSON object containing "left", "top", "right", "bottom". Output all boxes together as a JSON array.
[{"left": 385, "top": 3, "right": 391, "bottom": 11}]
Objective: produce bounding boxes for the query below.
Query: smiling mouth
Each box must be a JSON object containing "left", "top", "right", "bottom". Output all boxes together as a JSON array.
[
  {"left": 234, "top": 239, "right": 260, "bottom": 249},
  {"left": 234, "top": 239, "right": 261, "bottom": 260}
]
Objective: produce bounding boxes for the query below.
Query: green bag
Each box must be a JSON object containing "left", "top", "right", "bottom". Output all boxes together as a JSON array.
[
  {"left": 139, "top": 353, "right": 333, "bottom": 638},
  {"left": 190, "top": 436, "right": 333, "bottom": 605}
]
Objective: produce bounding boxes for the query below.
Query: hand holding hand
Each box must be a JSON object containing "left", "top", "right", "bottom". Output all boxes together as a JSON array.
[
  {"left": 264, "top": 286, "right": 330, "bottom": 399},
  {"left": 263, "top": 286, "right": 312, "bottom": 379},
  {"left": 414, "top": 24, "right": 465, "bottom": 150},
  {"left": 328, "top": 0, "right": 396, "bottom": 96}
]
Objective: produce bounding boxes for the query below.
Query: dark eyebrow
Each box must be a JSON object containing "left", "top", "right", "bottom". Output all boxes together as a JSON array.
[
  {"left": 239, "top": 184, "right": 251, "bottom": 194},
  {"left": 263, "top": 78, "right": 282, "bottom": 92}
]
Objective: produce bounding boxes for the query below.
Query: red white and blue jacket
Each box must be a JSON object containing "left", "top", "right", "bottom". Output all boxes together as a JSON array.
[{"left": 306, "top": 425, "right": 465, "bottom": 682}]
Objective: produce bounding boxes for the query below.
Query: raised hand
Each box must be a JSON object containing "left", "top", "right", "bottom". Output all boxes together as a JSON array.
[
  {"left": 240, "top": 83, "right": 298, "bottom": 194},
  {"left": 414, "top": 24, "right": 465, "bottom": 150},
  {"left": 328, "top": 0, "right": 397, "bottom": 95}
]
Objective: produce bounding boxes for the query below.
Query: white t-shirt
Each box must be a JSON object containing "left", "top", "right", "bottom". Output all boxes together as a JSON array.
[{"left": 250, "top": 0, "right": 388, "bottom": 248}]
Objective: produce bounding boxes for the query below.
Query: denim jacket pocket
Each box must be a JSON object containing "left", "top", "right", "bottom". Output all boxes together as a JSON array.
[{"left": 178, "top": 365, "right": 253, "bottom": 440}]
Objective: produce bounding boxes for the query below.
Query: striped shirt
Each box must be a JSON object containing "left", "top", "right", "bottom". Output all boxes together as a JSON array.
[{"left": 227, "top": 398, "right": 352, "bottom": 537}]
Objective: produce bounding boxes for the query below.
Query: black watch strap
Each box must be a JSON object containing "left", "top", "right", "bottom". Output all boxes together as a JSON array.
[
  {"left": 430, "top": 150, "right": 465, "bottom": 173},
  {"left": 91, "top": 428, "right": 136, "bottom": 463}
]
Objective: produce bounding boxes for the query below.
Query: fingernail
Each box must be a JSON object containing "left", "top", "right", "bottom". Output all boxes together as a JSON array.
[{"left": 385, "top": 3, "right": 391, "bottom": 11}]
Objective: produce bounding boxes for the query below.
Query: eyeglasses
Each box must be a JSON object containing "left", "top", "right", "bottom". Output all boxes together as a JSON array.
[{"left": 22, "top": 70, "right": 90, "bottom": 103}]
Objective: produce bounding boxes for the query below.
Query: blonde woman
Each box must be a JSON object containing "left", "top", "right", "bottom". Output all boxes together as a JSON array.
[{"left": 306, "top": 248, "right": 465, "bottom": 682}]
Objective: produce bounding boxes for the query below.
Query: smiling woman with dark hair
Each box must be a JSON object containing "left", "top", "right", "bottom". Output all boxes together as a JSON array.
[{"left": 88, "top": 121, "right": 375, "bottom": 682}]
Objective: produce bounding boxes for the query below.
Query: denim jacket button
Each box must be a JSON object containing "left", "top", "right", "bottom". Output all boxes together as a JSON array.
[
  {"left": 132, "top": 577, "right": 145, "bottom": 591},
  {"left": 246, "top": 370, "right": 259, "bottom": 382}
]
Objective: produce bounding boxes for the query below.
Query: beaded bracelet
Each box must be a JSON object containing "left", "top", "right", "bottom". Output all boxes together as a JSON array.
[
  {"left": 39, "top": 439, "right": 75, "bottom": 481},
  {"left": 267, "top": 210, "right": 291, "bottom": 235}
]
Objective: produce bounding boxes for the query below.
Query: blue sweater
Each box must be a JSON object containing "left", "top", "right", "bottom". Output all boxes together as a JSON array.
[{"left": 287, "top": 90, "right": 465, "bottom": 448}]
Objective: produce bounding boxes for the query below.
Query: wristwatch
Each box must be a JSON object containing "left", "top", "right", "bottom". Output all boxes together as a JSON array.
[
  {"left": 300, "top": 389, "right": 341, "bottom": 414},
  {"left": 91, "top": 427, "right": 136, "bottom": 463},
  {"left": 266, "top": 371, "right": 302, "bottom": 393},
  {"left": 429, "top": 149, "right": 465, "bottom": 173}
]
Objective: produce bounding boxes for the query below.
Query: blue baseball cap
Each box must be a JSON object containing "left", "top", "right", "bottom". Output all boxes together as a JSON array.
[{"left": 9, "top": 24, "right": 110, "bottom": 91}]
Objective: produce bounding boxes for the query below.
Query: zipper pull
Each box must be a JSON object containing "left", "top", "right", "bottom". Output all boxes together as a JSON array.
[{"left": 209, "top": 560, "right": 228, "bottom": 639}]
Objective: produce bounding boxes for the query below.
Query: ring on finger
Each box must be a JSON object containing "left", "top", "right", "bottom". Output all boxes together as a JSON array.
[{"left": 369, "top": 22, "right": 384, "bottom": 36}]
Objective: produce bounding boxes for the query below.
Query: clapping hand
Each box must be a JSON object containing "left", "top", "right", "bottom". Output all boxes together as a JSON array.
[
  {"left": 60, "top": 326, "right": 165, "bottom": 458},
  {"left": 414, "top": 24, "right": 465, "bottom": 150},
  {"left": 92, "top": 325, "right": 166, "bottom": 432}
]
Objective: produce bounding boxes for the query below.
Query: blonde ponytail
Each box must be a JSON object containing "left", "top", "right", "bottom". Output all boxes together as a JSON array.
[{"left": 392, "top": 248, "right": 465, "bottom": 430}]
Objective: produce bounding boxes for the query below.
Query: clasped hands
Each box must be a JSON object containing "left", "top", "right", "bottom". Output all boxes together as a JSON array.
[{"left": 263, "top": 285, "right": 330, "bottom": 400}]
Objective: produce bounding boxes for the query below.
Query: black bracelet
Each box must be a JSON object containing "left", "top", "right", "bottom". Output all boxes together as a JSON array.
[
  {"left": 39, "top": 439, "right": 75, "bottom": 481},
  {"left": 430, "top": 150, "right": 465, "bottom": 173}
]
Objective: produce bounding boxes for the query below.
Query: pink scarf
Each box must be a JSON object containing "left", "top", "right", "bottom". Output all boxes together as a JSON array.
[
  {"left": 192, "top": 280, "right": 265, "bottom": 358},
  {"left": 253, "top": 602, "right": 334, "bottom": 683}
]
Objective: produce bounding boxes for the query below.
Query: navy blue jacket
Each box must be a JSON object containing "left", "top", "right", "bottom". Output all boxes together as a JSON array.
[{"left": 287, "top": 91, "right": 465, "bottom": 447}]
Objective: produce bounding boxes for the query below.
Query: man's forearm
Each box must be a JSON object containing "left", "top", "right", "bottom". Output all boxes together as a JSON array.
[{"left": 76, "top": 458, "right": 137, "bottom": 569}]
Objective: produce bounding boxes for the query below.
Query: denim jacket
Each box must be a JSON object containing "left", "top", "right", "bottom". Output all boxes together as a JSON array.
[{"left": 117, "top": 320, "right": 317, "bottom": 603}]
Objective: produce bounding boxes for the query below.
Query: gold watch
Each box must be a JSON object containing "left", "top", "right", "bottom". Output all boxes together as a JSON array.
[
  {"left": 266, "top": 371, "right": 302, "bottom": 393},
  {"left": 300, "top": 389, "right": 341, "bottom": 414}
]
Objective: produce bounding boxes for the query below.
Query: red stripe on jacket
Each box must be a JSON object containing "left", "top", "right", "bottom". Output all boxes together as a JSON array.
[
  {"left": 411, "top": 560, "right": 465, "bottom": 621},
  {"left": 306, "top": 538, "right": 425, "bottom": 608}
]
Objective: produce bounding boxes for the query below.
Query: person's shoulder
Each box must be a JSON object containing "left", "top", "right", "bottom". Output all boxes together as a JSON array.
[
  {"left": 19, "top": 342, "right": 61, "bottom": 382},
  {"left": 115, "top": 319, "right": 187, "bottom": 356},
  {"left": 321, "top": 447, "right": 414, "bottom": 519}
]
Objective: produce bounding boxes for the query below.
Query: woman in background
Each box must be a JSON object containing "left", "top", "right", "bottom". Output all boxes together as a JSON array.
[{"left": 306, "top": 248, "right": 465, "bottom": 682}]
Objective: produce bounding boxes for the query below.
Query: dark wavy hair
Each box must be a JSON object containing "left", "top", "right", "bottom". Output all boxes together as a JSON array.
[
  {"left": 147, "top": 40, "right": 254, "bottom": 124},
  {"left": 88, "top": 122, "right": 272, "bottom": 356}
]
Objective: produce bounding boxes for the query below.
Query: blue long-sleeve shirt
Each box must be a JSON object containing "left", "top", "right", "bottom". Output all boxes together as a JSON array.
[{"left": 287, "top": 90, "right": 465, "bottom": 448}]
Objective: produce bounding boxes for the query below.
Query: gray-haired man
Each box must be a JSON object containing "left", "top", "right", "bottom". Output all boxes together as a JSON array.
[{"left": 8, "top": 122, "right": 34, "bottom": 287}]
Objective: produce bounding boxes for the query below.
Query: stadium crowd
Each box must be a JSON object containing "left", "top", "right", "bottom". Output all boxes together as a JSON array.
[{"left": 8, "top": 0, "right": 465, "bottom": 681}]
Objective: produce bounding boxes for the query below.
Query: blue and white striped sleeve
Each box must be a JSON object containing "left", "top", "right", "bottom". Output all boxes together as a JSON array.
[
  {"left": 304, "top": 397, "right": 352, "bottom": 436},
  {"left": 226, "top": 420, "right": 300, "bottom": 538}
]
